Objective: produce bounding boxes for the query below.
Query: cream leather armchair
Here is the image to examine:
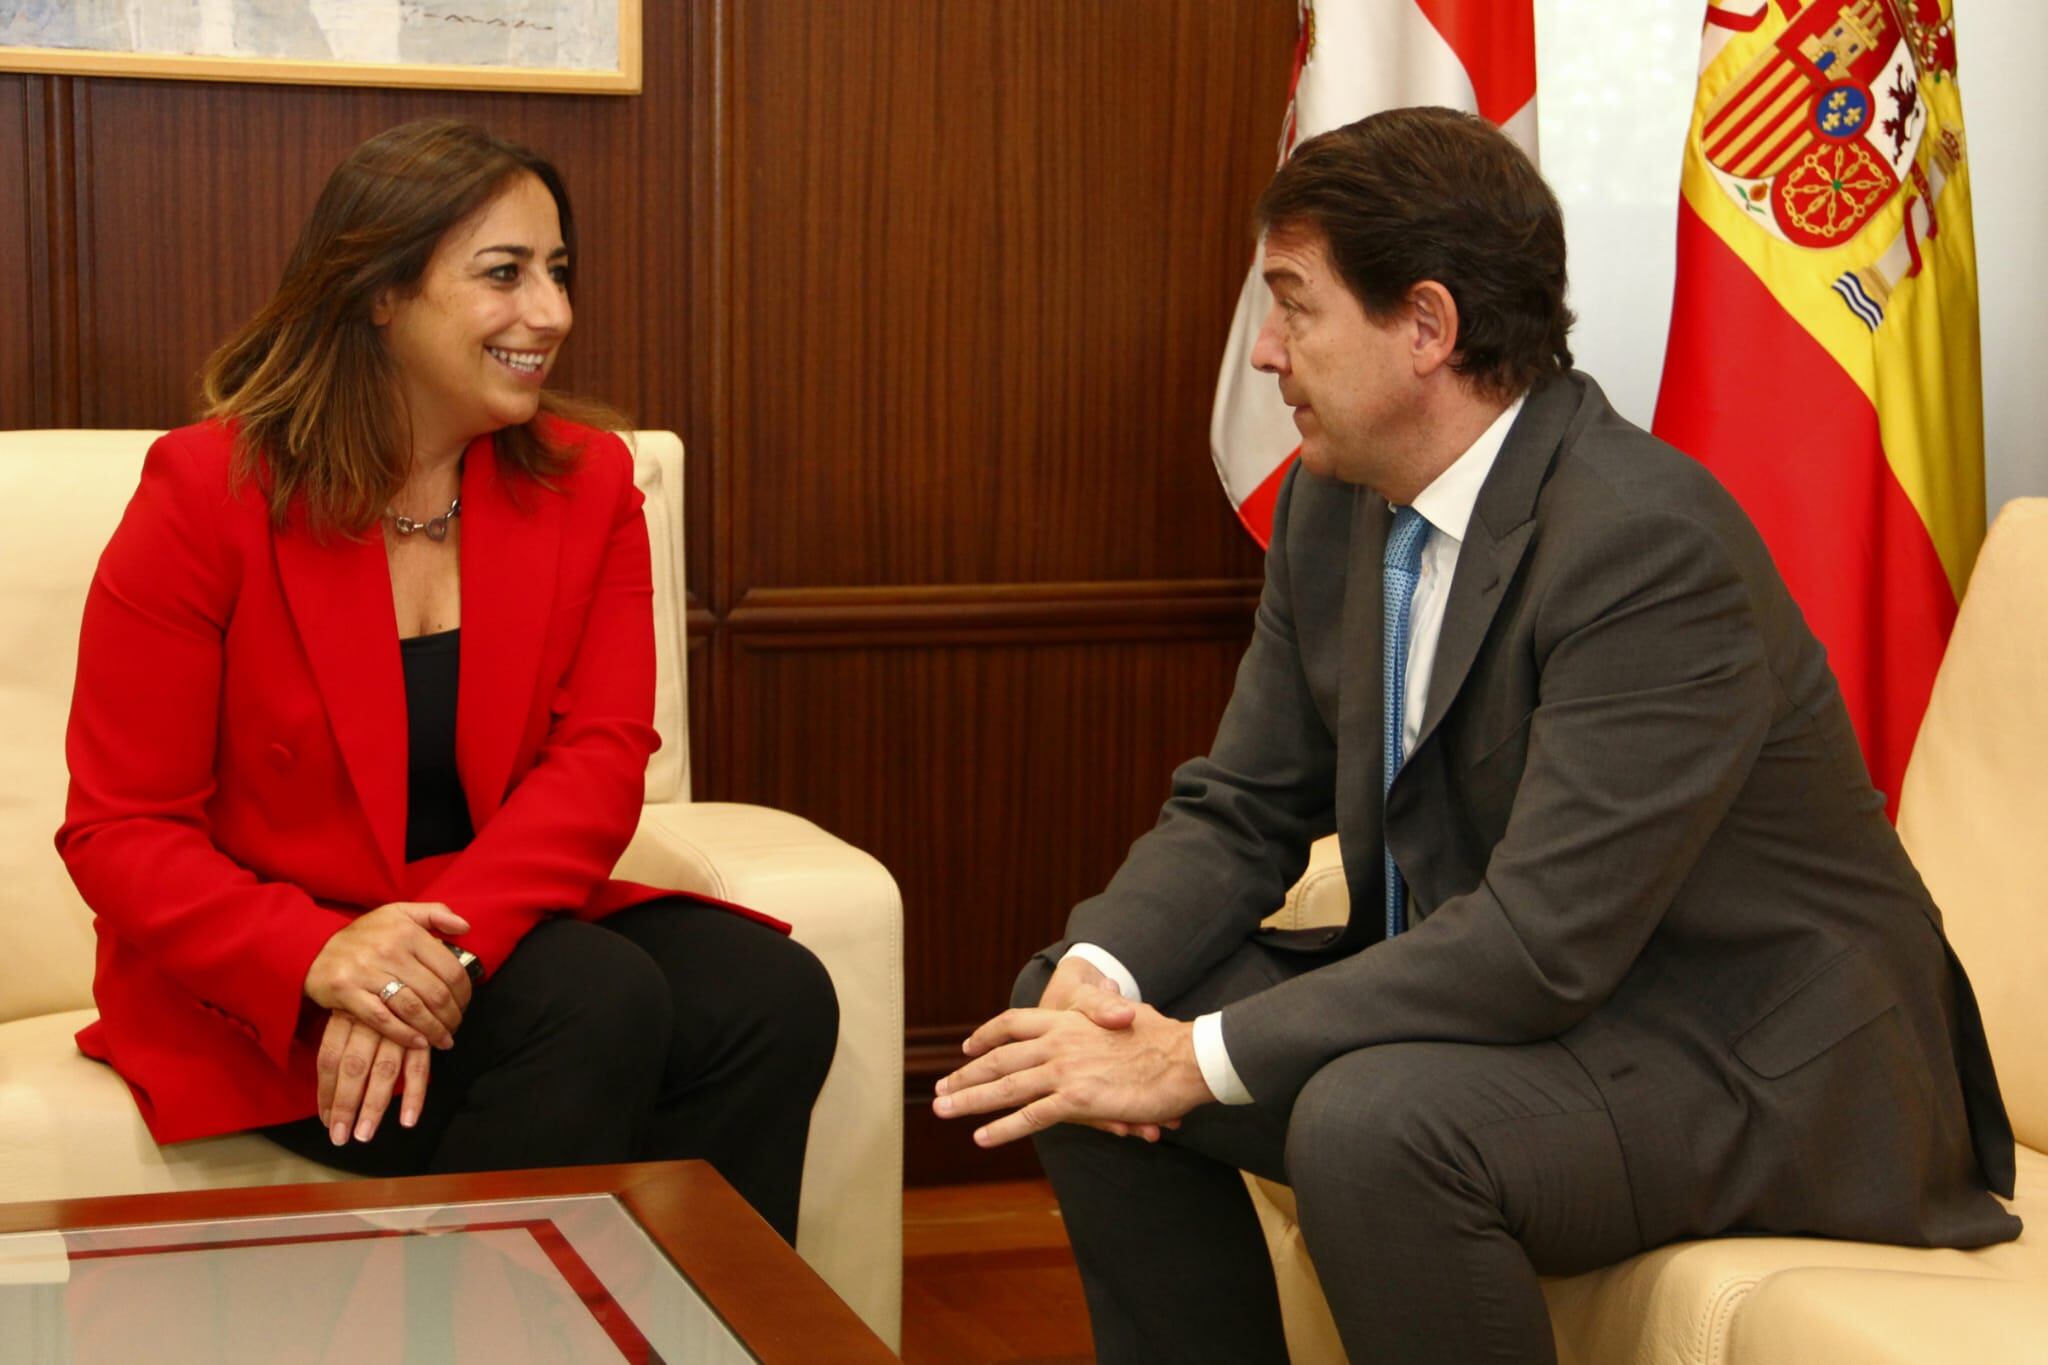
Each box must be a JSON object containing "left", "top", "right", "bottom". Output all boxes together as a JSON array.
[
  {"left": 1246, "top": 501, "right": 2048, "bottom": 1363},
  {"left": 0, "top": 429, "right": 904, "bottom": 1350}
]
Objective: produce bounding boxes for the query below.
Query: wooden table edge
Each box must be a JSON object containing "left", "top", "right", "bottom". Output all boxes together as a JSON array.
[{"left": 0, "top": 1159, "right": 896, "bottom": 1364}]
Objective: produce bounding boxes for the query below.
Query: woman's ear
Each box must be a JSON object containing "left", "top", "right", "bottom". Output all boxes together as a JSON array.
[{"left": 370, "top": 288, "right": 395, "bottom": 328}]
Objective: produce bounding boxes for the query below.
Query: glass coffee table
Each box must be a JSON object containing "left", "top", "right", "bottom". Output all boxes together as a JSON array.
[{"left": 0, "top": 1160, "right": 894, "bottom": 1363}]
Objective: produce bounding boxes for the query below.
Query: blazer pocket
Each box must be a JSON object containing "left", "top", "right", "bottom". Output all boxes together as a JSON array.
[
  {"left": 1733, "top": 948, "right": 1898, "bottom": 1079},
  {"left": 1459, "top": 710, "right": 1535, "bottom": 807},
  {"left": 1464, "top": 707, "right": 1534, "bottom": 771}
]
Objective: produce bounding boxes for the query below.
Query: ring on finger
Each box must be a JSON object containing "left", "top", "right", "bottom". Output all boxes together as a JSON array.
[{"left": 379, "top": 979, "right": 408, "bottom": 1004}]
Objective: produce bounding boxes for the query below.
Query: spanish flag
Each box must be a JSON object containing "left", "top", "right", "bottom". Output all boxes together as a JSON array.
[{"left": 1653, "top": 0, "right": 1982, "bottom": 814}]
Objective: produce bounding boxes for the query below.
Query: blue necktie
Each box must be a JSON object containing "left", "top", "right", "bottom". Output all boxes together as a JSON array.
[{"left": 1382, "top": 506, "right": 1429, "bottom": 940}]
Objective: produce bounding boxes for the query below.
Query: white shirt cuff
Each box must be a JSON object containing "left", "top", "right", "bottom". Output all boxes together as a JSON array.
[
  {"left": 1061, "top": 943, "right": 1142, "bottom": 1003},
  {"left": 1193, "top": 1011, "right": 1254, "bottom": 1105}
]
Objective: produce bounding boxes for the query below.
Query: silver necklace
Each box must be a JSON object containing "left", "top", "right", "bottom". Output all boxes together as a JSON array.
[{"left": 388, "top": 496, "right": 461, "bottom": 542}]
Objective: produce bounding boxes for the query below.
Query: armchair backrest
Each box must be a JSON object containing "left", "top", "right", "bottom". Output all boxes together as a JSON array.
[
  {"left": 0, "top": 430, "right": 151, "bottom": 1024},
  {"left": 0, "top": 428, "right": 691, "bottom": 1027},
  {"left": 627, "top": 430, "right": 693, "bottom": 806},
  {"left": 1897, "top": 498, "right": 2048, "bottom": 1152}
]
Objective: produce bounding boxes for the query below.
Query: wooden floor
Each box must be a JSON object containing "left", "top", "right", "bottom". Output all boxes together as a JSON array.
[{"left": 902, "top": 1179, "right": 1095, "bottom": 1364}]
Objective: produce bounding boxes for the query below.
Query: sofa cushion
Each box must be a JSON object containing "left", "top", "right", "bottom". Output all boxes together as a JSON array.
[
  {"left": 1898, "top": 499, "right": 2048, "bottom": 1151},
  {"left": 0, "top": 1008, "right": 342, "bottom": 1204},
  {"left": 1249, "top": 1142, "right": 2042, "bottom": 1365},
  {"left": 1722, "top": 1266, "right": 2048, "bottom": 1365},
  {"left": 0, "top": 431, "right": 155, "bottom": 1025}
]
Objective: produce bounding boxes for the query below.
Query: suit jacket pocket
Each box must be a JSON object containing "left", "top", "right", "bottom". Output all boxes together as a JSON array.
[
  {"left": 1456, "top": 711, "right": 1534, "bottom": 829},
  {"left": 1733, "top": 948, "right": 1898, "bottom": 1079},
  {"left": 1458, "top": 705, "right": 1533, "bottom": 778}
]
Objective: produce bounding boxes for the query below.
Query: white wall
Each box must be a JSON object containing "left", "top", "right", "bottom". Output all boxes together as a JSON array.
[{"left": 1536, "top": 0, "right": 2048, "bottom": 518}]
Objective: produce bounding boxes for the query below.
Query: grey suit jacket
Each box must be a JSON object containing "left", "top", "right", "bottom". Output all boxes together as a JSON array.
[{"left": 1066, "top": 373, "right": 2017, "bottom": 1249}]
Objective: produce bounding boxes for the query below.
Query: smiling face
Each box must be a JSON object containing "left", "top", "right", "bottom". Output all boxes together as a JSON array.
[
  {"left": 1249, "top": 223, "right": 1422, "bottom": 489},
  {"left": 373, "top": 172, "right": 571, "bottom": 459}
]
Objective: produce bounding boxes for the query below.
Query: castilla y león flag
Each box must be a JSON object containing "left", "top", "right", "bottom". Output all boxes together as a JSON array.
[
  {"left": 1209, "top": 0, "right": 1538, "bottom": 545},
  {"left": 1654, "top": 0, "right": 1982, "bottom": 812}
]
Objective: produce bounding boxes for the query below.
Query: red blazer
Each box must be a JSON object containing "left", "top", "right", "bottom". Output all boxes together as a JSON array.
[{"left": 58, "top": 418, "right": 728, "bottom": 1144}]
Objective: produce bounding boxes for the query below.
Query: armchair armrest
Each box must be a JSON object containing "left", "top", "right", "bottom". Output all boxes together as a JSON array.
[{"left": 613, "top": 800, "right": 904, "bottom": 1348}]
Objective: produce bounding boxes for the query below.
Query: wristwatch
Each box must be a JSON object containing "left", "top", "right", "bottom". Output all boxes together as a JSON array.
[{"left": 445, "top": 940, "right": 484, "bottom": 985}]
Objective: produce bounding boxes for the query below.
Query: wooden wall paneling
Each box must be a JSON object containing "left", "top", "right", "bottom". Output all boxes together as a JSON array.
[
  {"left": 694, "top": 0, "right": 739, "bottom": 791},
  {"left": 18, "top": 75, "right": 81, "bottom": 427},
  {"left": 686, "top": 613, "right": 716, "bottom": 797},
  {"left": 0, "top": 76, "right": 33, "bottom": 426},
  {"left": 729, "top": 0, "right": 1289, "bottom": 594},
  {"left": 725, "top": 620, "right": 1254, "bottom": 1027},
  {"left": 724, "top": 602, "right": 1257, "bottom": 1182}
]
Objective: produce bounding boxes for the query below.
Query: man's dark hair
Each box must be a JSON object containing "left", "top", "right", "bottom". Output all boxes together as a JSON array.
[{"left": 1256, "top": 106, "right": 1573, "bottom": 399}]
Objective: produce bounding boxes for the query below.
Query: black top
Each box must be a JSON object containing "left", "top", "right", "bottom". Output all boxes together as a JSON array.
[{"left": 400, "top": 628, "right": 475, "bottom": 862}]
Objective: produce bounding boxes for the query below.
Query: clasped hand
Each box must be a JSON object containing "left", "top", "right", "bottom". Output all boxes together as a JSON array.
[
  {"left": 932, "top": 957, "right": 1213, "bottom": 1147},
  {"left": 303, "top": 902, "right": 474, "bottom": 1147}
]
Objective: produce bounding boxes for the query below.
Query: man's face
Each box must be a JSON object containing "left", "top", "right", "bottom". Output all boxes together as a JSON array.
[{"left": 1250, "top": 224, "right": 1418, "bottom": 486}]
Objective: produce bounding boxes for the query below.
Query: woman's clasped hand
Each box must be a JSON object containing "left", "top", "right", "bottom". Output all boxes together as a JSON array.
[{"left": 302, "top": 901, "right": 474, "bottom": 1145}]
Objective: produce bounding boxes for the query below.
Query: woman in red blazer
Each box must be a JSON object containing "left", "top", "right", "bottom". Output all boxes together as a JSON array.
[{"left": 57, "top": 120, "right": 836, "bottom": 1243}]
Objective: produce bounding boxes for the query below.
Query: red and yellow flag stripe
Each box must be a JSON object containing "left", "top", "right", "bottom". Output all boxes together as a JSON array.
[{"left": 1654, "top": 0, "right": 1980, "bottom": 811}]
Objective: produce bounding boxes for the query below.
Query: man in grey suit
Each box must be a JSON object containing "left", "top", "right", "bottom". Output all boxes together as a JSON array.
[{"left": 934, "top": 107, "right": 2018, "bottom": 1363}]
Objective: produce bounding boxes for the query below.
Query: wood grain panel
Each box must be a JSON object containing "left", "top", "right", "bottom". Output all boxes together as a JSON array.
[
  {"left": 20, "top": 76, "right": 81, "bottom": 426},
  {"left": 728, "top": 579, "right": 1259, "bottom": 643},
  {"left": 729, "top": 0, "right": 1287, "bottom": 592},
  {"left": 0, "top": 77, "right": 30, "bottom": 425},
  {"left": 724, "top": 628, "right": 1253, "bottom": 1031},
  {"left": 687, "top": 628, "right": 714, "bottom": 798}
]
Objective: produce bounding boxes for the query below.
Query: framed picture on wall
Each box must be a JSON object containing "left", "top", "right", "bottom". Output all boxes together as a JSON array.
[{"left": 0, "top": 1, "right": 641, "bottom": 94}]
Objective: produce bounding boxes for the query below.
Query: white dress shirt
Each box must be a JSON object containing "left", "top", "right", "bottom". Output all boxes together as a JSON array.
[{"left": 1064, "top": 395, "right": 1525, "bottom": 1104}]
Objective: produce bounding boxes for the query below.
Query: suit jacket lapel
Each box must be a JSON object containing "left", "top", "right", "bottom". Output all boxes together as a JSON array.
[
  {"left": 274, "top": 512, "right": 409, "bottom": 886},
  {"left": 457, "top": 433, "right": 561, "bottom": 829},
  {"left": 1412, "top": 524, "right": 1533, "bottom": 753},
  {"left": 1334, "top": 486, "right": 1391, "bottom": 930},
  {"left": 1410, "top": 376, "right": 1579, "bottom": 755}
]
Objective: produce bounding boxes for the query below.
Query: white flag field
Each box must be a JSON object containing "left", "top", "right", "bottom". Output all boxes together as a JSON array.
[{"left": 1211, "top": 0, "right": 1539, "bottom": 543}]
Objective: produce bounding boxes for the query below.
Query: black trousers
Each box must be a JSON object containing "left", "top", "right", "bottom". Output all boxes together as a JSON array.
[
  {"left": 1017, "top": 941, "right": 1642, "bottom": 1365},
  {"left": 267, "top": 898, "right": 838, "bottom": 1245}
]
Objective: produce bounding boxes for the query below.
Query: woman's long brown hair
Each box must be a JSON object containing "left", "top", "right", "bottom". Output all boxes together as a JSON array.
[{"left": 201, "top": 118, "right": 624, "bottom": 535}]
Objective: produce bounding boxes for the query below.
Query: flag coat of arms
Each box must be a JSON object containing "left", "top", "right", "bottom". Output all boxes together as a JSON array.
[
  {"left": 1654, "top": 0, "right": 1980, "bottom": 810},
  {"left": 1209, "top": 0, "right": 1538, "bottom": 544}
]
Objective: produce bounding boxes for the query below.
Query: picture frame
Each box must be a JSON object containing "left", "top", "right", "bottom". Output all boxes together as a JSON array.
[{"left": 0, "top": 1, "right": 641, "bottom": 95}]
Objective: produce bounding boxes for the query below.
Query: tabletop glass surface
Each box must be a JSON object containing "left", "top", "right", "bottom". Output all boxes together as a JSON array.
[{"left": 0, "top": 1193, "right": 755, "bottom": 1363}]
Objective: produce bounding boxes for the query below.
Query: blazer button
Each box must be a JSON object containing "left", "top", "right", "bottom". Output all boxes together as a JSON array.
[{"left": 266, "top": 742, "right": 294, "bottom": 769}]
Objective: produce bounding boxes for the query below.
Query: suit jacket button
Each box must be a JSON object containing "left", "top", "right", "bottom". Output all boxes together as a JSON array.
[{"left": 266, "top": 742, "right": 294, "bottom": 769}]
